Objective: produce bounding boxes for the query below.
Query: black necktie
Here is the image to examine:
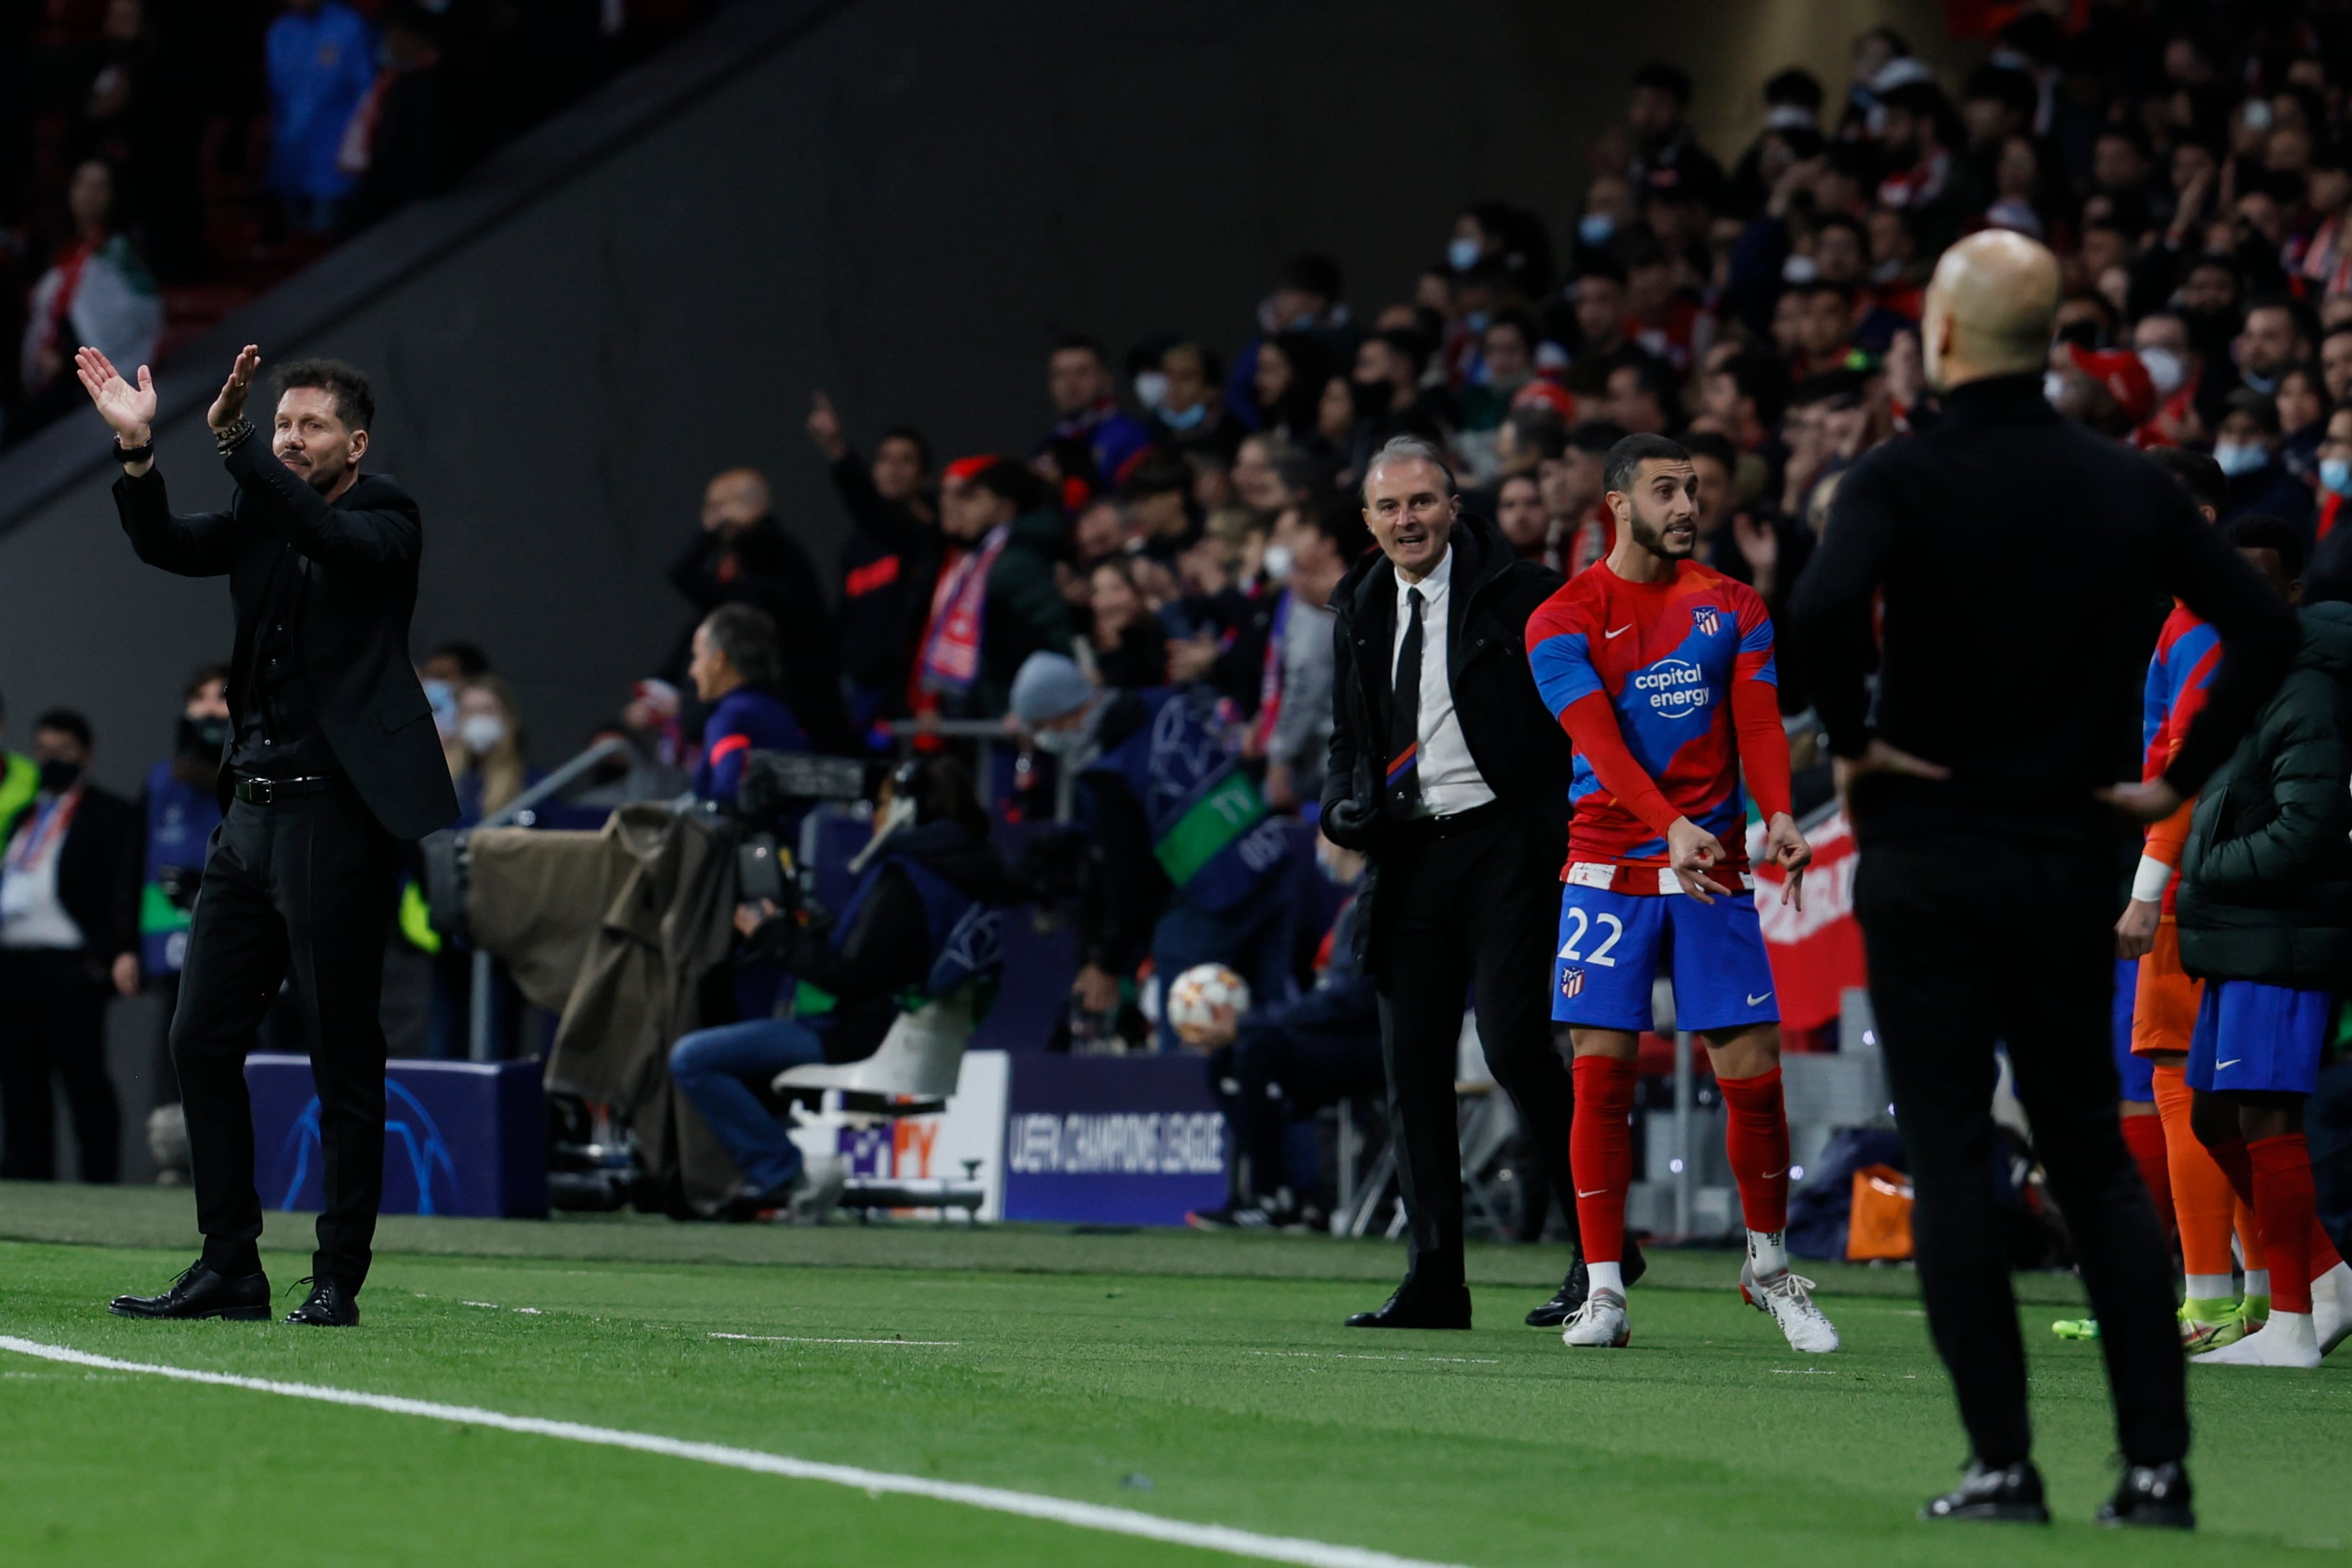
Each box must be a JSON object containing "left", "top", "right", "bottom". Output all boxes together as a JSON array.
[{"left": 1385, "top": 586, "right": 1425, "bottom": 818}]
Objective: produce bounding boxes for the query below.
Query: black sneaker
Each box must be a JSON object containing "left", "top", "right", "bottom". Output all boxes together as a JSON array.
[
  {"left": 1525, "top": 1235, "right": 1648, "bottom": 1327},
  {"left": 1920, "top": 1459, "right": 2050, "bottom": 1523},
  {"left": 2096, "top": 1462, "right": 2194, "bottom": 1530}
]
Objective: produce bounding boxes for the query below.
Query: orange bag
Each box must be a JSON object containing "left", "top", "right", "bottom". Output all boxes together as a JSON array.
[{"left": 1846, "top": 1163, "right": 1915, "bottom": 1262}]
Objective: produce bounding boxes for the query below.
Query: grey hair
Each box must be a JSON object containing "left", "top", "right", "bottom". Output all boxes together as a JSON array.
[{"left": 1360, "top": 435, "right": 1458, "bottom": 505}]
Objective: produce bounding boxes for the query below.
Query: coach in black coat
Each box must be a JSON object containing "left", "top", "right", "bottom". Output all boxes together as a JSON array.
[
  {"left": 78, "top": 342, "right": 458, "bottom": 1328},
  {"left": 1321, "top": 441, "right": 1591, "bottom": 1329}
]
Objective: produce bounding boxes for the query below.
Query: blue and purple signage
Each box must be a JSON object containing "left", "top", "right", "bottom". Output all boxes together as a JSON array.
[
  {"left": 247, "top": 1054, "right": 548, "bottom": 1219},
  {"left": 1001, "top": 1054, "right": 1229, "bottom": 1225}
]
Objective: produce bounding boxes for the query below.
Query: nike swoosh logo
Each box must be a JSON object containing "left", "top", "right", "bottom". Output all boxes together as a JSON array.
[
  {"left": 1746, "top": 992, "right": 1772, "bottom": 1006},
  {"left": 1575, "top": 1188, "right": 1611, "bottom": 1199},
  {"left": 1761, "top": 1167, "right": 1788, "bottom": 1180},
  {"left": 1604, "top": 625, "right": 1633, "bottom": 639},
  {"left": 2215, "top": 1058, "right": 2241, "bottom": 1069}
]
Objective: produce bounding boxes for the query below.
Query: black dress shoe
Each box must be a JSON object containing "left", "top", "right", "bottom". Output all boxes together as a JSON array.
[
  {"left": 1345, "top": 1283, "right": 1471, "bottom": 1329},
  {"left": 1525, "top": 1236, "right": 1650, "bottom": 1327},
  {"left": 284, "top": 1276, "right": 361, "bottom": 1327},
  {"left": 109, "top": 1262, "right": 270, "bottom": 1322},
  {"left": 1920, "top": 1459, "right": 2051, "bottom": 1523},
  {"left": 2096, "top": 1462, "right": 2194, "bottom": 1529}
]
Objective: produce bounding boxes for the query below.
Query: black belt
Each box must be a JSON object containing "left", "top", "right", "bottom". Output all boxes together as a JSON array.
[
  {"left": 1389, "top": 798, "right": 1508, "bottom": 842},
  {"left": 232, "top": 774, "right": 341, "bottom": 806}
]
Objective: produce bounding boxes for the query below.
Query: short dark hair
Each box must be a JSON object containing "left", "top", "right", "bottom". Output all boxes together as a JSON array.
[
  {"left": 1568, "top": 418, "right": 1627, "bottom": 456},
  {"left": 1602, "top": 433, "right": 1690, "bottom": 496},
  {"left": 1280, "top": 252, "right": 1342, "bottom": 302},
  {"left": 2228, "top": 514, "right": 2307, "bottom": 578},
  {"left": 1681, "top": 429, "right": 1737, "bottom": 472},
  {"left": 1788, "top": 369, "right": 1869, "bottom": 410},
  {"left": 1052, "top": 333, "right": 1107, "bottom": 365},
  {"left": 700, "top": 603, "right": 783, "bottom": 688},
  {"left": 183, "top": 662, "right": 231, "bottom": 701},
  {"left": 1763, "top": 67, "right": 1823, "bottom": 112},
  {"left": 876, "top": 423, "right": 934, "bottom": 471},
  {"left": 1632, "top": 62, "right": 1693, "bottom": 104},
  {"left": 271, "top": 358, "right": 375, "bottom": 431},
  {"left": 431, "top": 640, "right": 491, "bottom": 677},
  {"left": 1377, "top": 326, "right": 1433, "bottom": 379},
  {"left": 1963, "top": 63, "right": 2038, "bottom": 117},
  {"left": 34, "top": 708, "right": 92, "bottom": 750},
  {"left": 1121, "top": 451, "right": 1192, "bottom": 500},
  {"left": 972, "top": 457, "right": 1043, "bottom": 510},
  {"left": 1575, "top": 252, "right": 1630, "bottom": 288},
  {"left": 2095, "top": 121, "right": 2152, "bottom": 160},
  {"left": 2225, "top": 387, "right": 2283, "bottom": 435},
  {"left": 1486, "top": 308, "right": 1540, "bottom": 354},
  {"left": 2146, "top": 446, "right": 2227, "bottom": 515},
  {"left": 1310, "top": 493, "right": 1374, "bottom": 561},
  {"left": 1814, "top": 212, "right": 1866, "bottom": 247},
  {"left": 1606, "top": 349, "right": 1677, "bottom": 405},
  {"left": 1714, "top": 349, "right": 1792, "bottom": 428}
]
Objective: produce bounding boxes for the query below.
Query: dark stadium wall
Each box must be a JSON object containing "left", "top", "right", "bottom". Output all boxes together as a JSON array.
[{"left": 0, "top": 0, "right": 1956, "bottom": 790}]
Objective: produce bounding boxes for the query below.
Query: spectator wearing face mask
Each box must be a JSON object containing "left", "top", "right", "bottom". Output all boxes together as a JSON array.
[
  {"left": 130, "top": 664, "right": 230, "bottom": 1184},
  {"left": 2213, "top": 389, "right": 2315, "bottom": 535},
  {"left": 0, "top": 709, "right": 138, "bottom": 1183},
  {"left": 447, "top": 674, "right": 538, "bottom": 828},
  {"left": 1148, "top": 342, "right": 1246, "bottom": 461}
]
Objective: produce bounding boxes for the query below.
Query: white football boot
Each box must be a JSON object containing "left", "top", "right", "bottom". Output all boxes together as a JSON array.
[
  {"left": 2195, "top": 1309, "right": 2322, "bottom": 1368},
  {"left": 2307, "top": 1260, "right": 2352, "bottom": 1357},
  {"left": 1561, "top": 1288, "right": 1630, "bottom": 1347},
  {"left": 1741, "top": 1258, "right": 1841, "bottom": 1353}
]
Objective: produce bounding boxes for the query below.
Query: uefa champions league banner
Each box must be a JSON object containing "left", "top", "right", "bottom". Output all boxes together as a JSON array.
[
  {"left": 247, "top": 1055, "right": 548, "bottom": 1219},
  {"left": 1000, "top": 1054, "right": 1230, "bottom": 1225},
  {"left": 1747, "top": 804, "right": 1867, "bottom": 1033}
]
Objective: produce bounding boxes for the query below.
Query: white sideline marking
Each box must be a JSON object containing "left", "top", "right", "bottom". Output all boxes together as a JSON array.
[
  {"left": 0, "top": 1336, "right": 1464, "bottom": 1568},
  {"left": 709, "top": 1333, "right": 961, "bottom": 1347}
]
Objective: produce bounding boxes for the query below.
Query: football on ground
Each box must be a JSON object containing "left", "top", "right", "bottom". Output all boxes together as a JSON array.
[{"left": 2, "top": 1184, "right": 2346, "bottom": 1567}]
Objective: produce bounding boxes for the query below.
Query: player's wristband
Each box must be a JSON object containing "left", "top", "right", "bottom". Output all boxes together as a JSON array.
[{"left": 2131, "top": 854, "right": 2175, "bottom": 905}]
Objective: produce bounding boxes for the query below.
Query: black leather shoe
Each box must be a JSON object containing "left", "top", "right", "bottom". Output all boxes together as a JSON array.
[
  {"left": 2096, "top": 1462, "right": 2194, "bottom": 1529},
  {"left": 1920, "top": 1459, "right": 2051, "bottom": 1523},
  {"left": 109, "top": 1262, "right": 270, "bottom": 1321},
  {"left": 284, "top": 1276, "right": 361, "bottom": 1327},
  {"left": 1525, "top": 1235, "right": 1650, "bottom": 1327},
  {"left": 1346, "top": 1283, "right": 1471, "bottom": 1330}
]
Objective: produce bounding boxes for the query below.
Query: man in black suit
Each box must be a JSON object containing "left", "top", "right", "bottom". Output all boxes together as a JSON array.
[
  {"left": 74, "top": 342, "right": 459, "bottom": 1327},
  {"left": 0, "top": 709, "right": 138, "bottom": 1181},
  {"left": 1322, "top": 435, "right": 1635, "bottom": 1329}
]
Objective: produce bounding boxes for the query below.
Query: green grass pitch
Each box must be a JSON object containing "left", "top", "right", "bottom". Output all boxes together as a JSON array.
[{"left": 1, "top": 1184, "right": 2346, "bottom": 1566}]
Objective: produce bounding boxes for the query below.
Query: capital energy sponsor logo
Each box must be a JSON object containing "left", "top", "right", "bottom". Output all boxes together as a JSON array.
[{"left": 1632, "top": 657, "right": 1709, "bottom": 718}]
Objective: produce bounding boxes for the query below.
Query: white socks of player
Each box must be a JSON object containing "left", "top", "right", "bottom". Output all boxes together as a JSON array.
[
  {"left": 1587, "top": 1261, "right": 1625, "bottom": 1297},
  {"left": 1747, "top": 1229, "right": 1790, "bottom": 1278}
]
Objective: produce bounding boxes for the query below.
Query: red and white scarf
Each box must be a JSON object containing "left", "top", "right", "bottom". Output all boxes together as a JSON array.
[{"left": 917, "top": 526, "right": 1010, "bottom": 693}]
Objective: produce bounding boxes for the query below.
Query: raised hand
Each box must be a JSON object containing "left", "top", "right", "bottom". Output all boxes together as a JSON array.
[
  {"left": 73, "top": 346, "right": 157, "bottom": 444},
  {"left": 208, "top": 343, "right": 261, "bottom": 433},
  {"left": 806, "top": 391, "right": 847, "bottom": 461}
]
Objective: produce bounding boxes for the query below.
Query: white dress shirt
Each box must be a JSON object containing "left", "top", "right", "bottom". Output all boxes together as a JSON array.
[
  {"left": 1392, "top": 545, "right": 1496, "bottom": 817},
  {"left": 0, "top": 793, "right": 86, "bottom": 951}
]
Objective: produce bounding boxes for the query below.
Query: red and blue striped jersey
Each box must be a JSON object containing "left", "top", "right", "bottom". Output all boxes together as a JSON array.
[
  {"left": 1526, "top": 560, "right": 1781, "bottom": 884},
  {"left": 2140, "top": 602, "right": 2221, "bottom": 913}
]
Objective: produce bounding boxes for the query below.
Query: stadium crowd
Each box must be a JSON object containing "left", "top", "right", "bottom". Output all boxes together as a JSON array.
[
  {"left": 1, "top": 0, "right": 711, "bottom": 448},
  {"left": 7, "top": 0, "right": 2352, "bottom": 1304}
]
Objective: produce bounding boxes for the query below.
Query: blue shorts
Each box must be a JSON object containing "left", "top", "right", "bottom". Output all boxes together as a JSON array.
[
  {"left": 1552, "top": 884, "right": 1778, "bottom": 1034},
  {"left": 2113, "top": 957, "right": 2154, "bottom": 1102},
  {"left": 2186, "top": 979, "right": 2328, "bottom": 1096}
]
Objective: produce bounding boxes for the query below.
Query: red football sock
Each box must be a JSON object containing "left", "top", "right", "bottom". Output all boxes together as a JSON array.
[
  {"left": 2119, "top": 1111, "right": 2175, "bottom": 1244},
  {"left": 1570, "top": 1055, "right": 1638, "bottom": 1267},
  {"left": 2208, "top": 1135, "right": 2258, "bottom": 1212},
  {"left": 2248, "top": 1135, "right": 2318, "bottom": 1315},
  {"left": 1717, "top": 1068, "right": 1791, "bottom": 1235}
]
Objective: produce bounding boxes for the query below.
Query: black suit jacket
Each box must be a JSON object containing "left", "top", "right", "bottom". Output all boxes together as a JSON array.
[
  {"left": 1320, "top": 515, "right": 1575, "bottom": 962},
  {"left": 113, "top": 437, "right": 460, "bottom": 841},
  {"left": 2, "top": 784, "right": 139, "bottom": 965}
]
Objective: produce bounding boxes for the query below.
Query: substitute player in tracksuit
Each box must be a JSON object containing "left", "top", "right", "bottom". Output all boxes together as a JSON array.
[
  {"left": 2175, "top": 520, "right": 2352, "bottom": 1367},
  {"left": 1525, "top": 433, "right": 1836, "bottom": 1353}
]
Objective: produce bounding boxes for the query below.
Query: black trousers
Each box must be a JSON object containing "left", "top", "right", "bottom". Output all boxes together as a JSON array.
[
  {"left": 172, "top": 788, "right": 400, "bottom": 1287},
  {"left": 1210, "top": 976, "right": 1385, "bottom": 1201},
  {"left": 1855, "top": 836, "right": 2186, "bottom": 1469},
  {"left": 1367, "top": 803, "right": 1579, "bottom": 1291},
  {"left": 0, "top": 948, "right": 119, "bottom": 1182}
]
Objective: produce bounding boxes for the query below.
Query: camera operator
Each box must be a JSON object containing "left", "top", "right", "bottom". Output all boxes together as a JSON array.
[
  {"left": 667, "top": 756, "right": 1015, "bottom": 1220},
  {"left": 687, "top": 604, "right": 807, "bottom": 806}
]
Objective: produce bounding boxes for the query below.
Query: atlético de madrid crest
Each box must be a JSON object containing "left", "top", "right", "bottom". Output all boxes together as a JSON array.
[
  {"left": 1560, "top": 966, "right": 1586, "bottom": 999},
  {"left": 1692, "top": 605, "right": 1719, "bottom": 637}
]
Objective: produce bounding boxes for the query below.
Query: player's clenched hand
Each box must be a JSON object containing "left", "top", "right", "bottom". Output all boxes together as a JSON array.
[
  {"left": 2115, "top": 897, "right": 2160, "bottom": 959},
  {"left": 1667, "top": 816, "right": 1731, "bottom": 905},
  {"left": 2097, "top": 778, "right": 2182, "bottom": 824},
  {"left": 1832, "top": 738, "right": 1951, "bottom": 805},
  {"left": 1763, "top": 811, "right": 1811, "bottom": 913}
]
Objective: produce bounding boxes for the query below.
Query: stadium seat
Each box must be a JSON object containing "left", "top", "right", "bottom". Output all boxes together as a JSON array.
[{"left": 774, "top": 992, "right": 975, "bottom": 1108}]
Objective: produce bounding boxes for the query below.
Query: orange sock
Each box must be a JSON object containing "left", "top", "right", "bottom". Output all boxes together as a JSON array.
[{"left": 2154, "top": 1064, "right": 2246, "bottom": 1287}]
